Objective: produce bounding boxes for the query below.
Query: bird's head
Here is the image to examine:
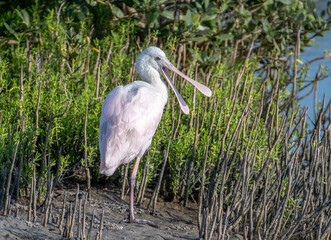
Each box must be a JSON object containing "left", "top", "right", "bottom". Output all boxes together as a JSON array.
[
  {"left": 137, "top": 46, "right": 168, "bottom": 72},
  {"left": 137, "top": 46, "right": 212, "bottom": 114}
]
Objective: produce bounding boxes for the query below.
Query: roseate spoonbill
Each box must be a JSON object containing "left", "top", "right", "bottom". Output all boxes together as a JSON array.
[{"left": 99, "top": 47, "right": 211, "bottom": 225}]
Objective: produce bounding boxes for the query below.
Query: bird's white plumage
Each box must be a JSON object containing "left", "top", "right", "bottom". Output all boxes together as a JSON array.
[{"left": 99, "top": 81, "right": 167, "bottom": 176}]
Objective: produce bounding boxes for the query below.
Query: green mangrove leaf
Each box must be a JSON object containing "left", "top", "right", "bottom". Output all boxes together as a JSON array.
[
  {"left": 216, "top": 34, "right": 234, "bottom": 41},
  {"left": 160, "top": 10, "right": 174, "bottom": 20},
  {"left": 4, "top": 23, "right": 18, "bottom": 39},
  {"left": 201, "top": 14, "right": 217, "bottom": 22},
  {"left": 192, "top": 13, "right": 201, "bottom": 25},
  {"left": 112, "top": 6, "right": 124, "bottom": 18},
  {"left": 279, "top": 0, "right": 292, "bottom": 5},
  {"left": 204, "top": 0, "right": 209, "bottom": 10},
  {"left": 186, "top": 9, "right": 192, "bottom": 27}
]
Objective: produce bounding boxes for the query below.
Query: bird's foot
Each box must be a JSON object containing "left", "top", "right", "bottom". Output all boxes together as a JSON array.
[{"left": 121, "top": 218, "right": 158, "bottom": 228}]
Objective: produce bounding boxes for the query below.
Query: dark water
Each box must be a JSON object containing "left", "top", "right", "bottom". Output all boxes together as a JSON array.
[{"left": 299, "top": 0, "right": 331, "bottom": 120}]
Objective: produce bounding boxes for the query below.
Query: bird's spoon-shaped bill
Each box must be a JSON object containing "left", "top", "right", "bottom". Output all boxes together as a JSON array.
[
  {"left": 160, "top": 67, "right": 190, "bottom": 115},
  {"left": 160, "top": 62, "right": 212, "bottom": 115},
  {"left": 166, "top": 62, "right": 212, "bottom": 97}
]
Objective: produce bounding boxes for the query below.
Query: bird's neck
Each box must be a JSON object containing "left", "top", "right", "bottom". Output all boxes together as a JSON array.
[{"left": 137, "top": 64, "right": 168, "bottom": 101}]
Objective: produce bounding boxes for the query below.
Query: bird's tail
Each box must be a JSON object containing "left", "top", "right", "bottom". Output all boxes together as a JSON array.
[{"left": 100, "top": 161, "right": 117, "bottom": 176}]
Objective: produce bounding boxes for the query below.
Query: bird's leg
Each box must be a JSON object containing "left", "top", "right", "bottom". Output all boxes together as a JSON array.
[
  {"left": 129, "top": 157, "right": 140, "bottom": 222},
  {"left": 128, "top": 157, "right": 158, "bottom": 228}
]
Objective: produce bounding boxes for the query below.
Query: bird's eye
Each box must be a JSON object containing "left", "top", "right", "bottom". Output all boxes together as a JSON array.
[{"left": 155, "top": 57, "right": 161, "bottom": 61}]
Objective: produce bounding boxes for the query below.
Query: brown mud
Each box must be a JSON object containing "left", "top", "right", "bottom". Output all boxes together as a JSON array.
[{"left": 0, "top": 181, "right": 200, "bottom": 240}]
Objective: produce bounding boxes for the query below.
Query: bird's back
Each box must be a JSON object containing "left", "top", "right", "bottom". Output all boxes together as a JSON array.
[{"left": 99, "top": 81, "right": 167, "bottom": 176}]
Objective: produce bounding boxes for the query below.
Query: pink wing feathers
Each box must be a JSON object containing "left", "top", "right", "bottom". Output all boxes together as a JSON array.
[{"left": 99, "top": 81, "right": 166, "bottom": 176}]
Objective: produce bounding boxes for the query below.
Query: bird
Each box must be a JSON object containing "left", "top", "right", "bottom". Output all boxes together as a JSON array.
[{"left": 99, "top": 46, "right": 211, "bottom": 226}]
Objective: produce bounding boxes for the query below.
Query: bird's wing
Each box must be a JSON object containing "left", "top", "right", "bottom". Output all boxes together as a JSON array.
[{"left": 99, "top": 82, "right": 165, "bottom": 176}]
